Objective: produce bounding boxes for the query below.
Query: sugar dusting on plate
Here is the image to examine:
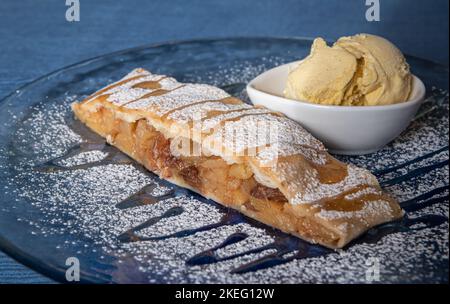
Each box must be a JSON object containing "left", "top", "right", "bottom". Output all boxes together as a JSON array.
[{"left": 1, "top": 61, "right": 448, "bottom": 283}]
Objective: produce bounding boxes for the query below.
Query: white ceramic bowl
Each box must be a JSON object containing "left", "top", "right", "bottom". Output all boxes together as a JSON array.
[{"left": 247, "top": 61, "right": 426, "bottom": 155}]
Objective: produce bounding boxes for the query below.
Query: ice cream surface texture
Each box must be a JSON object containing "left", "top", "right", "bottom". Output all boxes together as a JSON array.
[{"left": 284, "top": 34, "right": 412, "bottom": 106}]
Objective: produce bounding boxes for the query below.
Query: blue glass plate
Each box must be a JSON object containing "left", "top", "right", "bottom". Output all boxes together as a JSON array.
[{"left": 0, "top": 38, "right": 448, "bottom": 283}]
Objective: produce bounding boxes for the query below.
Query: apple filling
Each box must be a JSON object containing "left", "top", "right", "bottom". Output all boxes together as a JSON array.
[{"left": 132, "top": 118, "right": 288, "bottom": 207}]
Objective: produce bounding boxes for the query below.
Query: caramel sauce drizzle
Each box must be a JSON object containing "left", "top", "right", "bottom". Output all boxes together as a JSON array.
[
  {"left": 86, "top": 74, "right": 147, "bottom": 101},
  {"left": 200, "top": 108, "right": 249, "bottom": 121},
  {"left": 319, "top": 185, "right": 380, "bottom": 212},
  {"left": 146, "top": 89, "right": 170, "bottom": 96},
  {"left": 131, "top": 79, "right": 163, "bottom": 90},
  {"left": 120, "top": 84, "right": 186, "bottom": 107},
  {"left": 86, "top": 75, "right": 177, "bottom": 107},
  {"left": 214, "top": 111, "right": 281, "bottom": 125},
  {"left": 183, "top": 105, "right": 253, "bottom": 130},
  {"left": 198, "top": 112, "right": 282, "bottom": 138},
  {"left": 161, "top": 97, "right": 242, "bottom": 120},
  {"left": 310, "top": 156, "right": 348, "bottom": 185},
  {"left": 200, "top": 105, "right": 282, "bottom": 122}
]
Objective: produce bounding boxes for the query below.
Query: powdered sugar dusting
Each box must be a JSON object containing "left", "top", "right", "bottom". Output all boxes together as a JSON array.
[
  {"left": 316, "top": 199, "right": 394, "bottom": 221},
  {"left": 345, "top": 187, "right": 382, "bottom": 200},
  {"left": 288, "top": 165, "right": 377, "bottom": 203},
  {"left": 56, "top": 150, "right": 108, "bottom": 167},
  {"left": 124, "top": 83, "right": 229, "bottom": 113},
  {"left": 85, "top": 68, "right": 152, "bottom": 102},
  {"left": 169, "top": 101, "right": 250, "bottom": 124},
  {"left": 107, "top": 78, "right": 180, "bottom": 105},
  {"left": 14, "top": 101, "right": 82, "bottom": 165},
  {"left": 257, "top": 143, "right": 328, "bottom": 166},
  {"left": 201, "top": 107, "right": 269, "bottom": 132},
  {"left": 207, "top": 114, "right": 324, "bottom": 155},
  {"left": 0, "top": 53, "right": 447, "bottom": 283}
]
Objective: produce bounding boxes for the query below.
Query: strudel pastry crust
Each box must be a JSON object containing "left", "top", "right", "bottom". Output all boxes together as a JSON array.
[{"left": 72, "top": 68, "right": 403, "bottom": 249}]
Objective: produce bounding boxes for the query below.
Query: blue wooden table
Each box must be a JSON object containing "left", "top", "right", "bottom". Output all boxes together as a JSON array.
[{"left": 0, "top": 0, "right": 448, "bottom": 284}]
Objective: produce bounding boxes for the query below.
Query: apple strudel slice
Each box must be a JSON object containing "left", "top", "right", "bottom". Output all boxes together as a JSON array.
[{"left": 72, "top": 68, "right": 403, "bottom": 249}]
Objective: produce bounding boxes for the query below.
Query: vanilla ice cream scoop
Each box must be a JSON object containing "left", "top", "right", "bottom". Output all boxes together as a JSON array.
[{"left": 284, "top": 34, "right": 412, "bottom": 106}]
